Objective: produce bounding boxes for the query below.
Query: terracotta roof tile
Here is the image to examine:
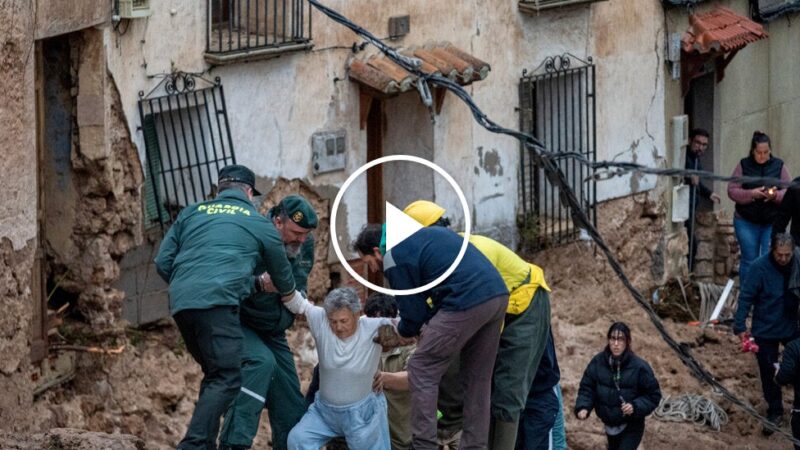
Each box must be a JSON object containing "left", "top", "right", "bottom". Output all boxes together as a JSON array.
[
  {"left": 682, "top": 6, "right": 768, "bottom": 54},
  {"left": 349, "top": 43, "right": 491, "bottom": 95}
]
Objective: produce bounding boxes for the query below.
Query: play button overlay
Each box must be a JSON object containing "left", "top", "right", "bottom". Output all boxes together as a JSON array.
[
  {"left": 330, "top": 155, "right": 471, "bottom": 296},
  {"left": 384, "top": 202, "right": 424, "bottom": 251}
]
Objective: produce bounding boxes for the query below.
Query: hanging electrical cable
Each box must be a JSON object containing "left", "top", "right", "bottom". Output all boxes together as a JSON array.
[{"left": 307, "top": 0, "right": 800, "bottom": 443}]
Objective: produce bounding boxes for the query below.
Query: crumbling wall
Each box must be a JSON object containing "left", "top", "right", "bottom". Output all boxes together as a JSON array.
[
  {"left": 46, "top": 28, "right": 143, "bottom": 331},
  {"left": 0, "top": 240, "right": 36, "bottom": 431},
  {"left": 0, "top": 0, "right": 38, "bottom": 434},
  {"left": 261, "top": 178, "right": 331, "bottom": 300}
]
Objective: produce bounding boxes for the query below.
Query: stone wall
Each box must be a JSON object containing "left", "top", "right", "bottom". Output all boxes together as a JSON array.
[{"left": 691, "top": 210, "right": 739, "bottom": 285}]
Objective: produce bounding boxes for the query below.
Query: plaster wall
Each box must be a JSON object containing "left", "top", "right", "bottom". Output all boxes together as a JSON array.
[
  {"left": 106, "top": 0, "right": 668, "bottom": 254},
  {"left": 382, "top": 93, "right": 435, "bottom": 210},
  {"left": 0, "top": 0, "right": 38, "bottom": 431},
  {"left": 34, "top": 0, "right": 109, "bottom": 40}
]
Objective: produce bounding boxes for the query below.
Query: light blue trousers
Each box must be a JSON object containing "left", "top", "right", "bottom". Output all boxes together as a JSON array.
[{"left": 288, "top": 392, "right": 390, "bottom": 450}]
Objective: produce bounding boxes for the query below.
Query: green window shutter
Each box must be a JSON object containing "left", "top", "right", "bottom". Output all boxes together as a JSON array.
[{"left": 142, "top": 114, "right": 168, "bottom": 229}]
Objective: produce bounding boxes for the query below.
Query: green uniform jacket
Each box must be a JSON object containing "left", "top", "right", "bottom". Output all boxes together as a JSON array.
[
  {"left": 155, "top": 189, "right": 296, "bottom": 315},
  {"left": 241, "top": 227, "right": 315, "bottom": 334}
]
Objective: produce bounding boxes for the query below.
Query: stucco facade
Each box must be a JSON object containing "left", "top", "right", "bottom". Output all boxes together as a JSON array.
[{"left": 107, "top": 0, "right": 669, "bottom": 256}]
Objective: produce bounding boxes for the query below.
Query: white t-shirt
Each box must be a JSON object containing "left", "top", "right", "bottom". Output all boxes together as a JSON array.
[{"left": 285, "top": 296, "right": 393, "bottom": 406}]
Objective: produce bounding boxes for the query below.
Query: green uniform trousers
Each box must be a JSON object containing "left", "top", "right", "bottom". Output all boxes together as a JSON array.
[
  {"left": 220, "top": 325, "right": 306, "bottom": 450},
  {"left": 490, "top": 289, "right": 551, "bottom": 450}
]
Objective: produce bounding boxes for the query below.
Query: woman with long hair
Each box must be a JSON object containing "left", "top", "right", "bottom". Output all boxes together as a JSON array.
[
  {"left": 727, "top": 131, "right": 791, "bottom": 283},
  {"left": 574, "top": 322, "right": 661, "bottom": 450}
]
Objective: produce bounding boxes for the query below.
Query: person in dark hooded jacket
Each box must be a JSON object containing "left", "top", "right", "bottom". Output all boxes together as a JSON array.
[
  {"left": 574, "top": 322, "right": 661, "bottom": 450},
  {"left": 773, "top": 176, "right": 800, "bottom": 247}
]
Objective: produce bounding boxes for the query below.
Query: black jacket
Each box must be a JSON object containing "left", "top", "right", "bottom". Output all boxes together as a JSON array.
[
  {"left": 574, "top": 349, "right": 662, "bottom": 427},
  {"left": 685, "top": 151, "right": 714, "bottom": 202},
  {"left": 774, "top": 176, "right": 800, "bottom": 247},
  {"left": 776, "top": 337, "right": 800, "bottom": 409}
]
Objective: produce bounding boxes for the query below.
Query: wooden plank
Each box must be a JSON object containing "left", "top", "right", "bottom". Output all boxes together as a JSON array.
[
  {"left": 365, "top": 96, "right": 385, "bottom": 290},
  {"left": 31, "top": 42, "right": 47, "bottom": 364}
]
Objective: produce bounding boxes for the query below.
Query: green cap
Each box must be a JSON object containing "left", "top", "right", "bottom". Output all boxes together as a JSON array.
[
  {"left": 218, "top": 164, "right": 262, "bottom": 196},
  {"left": 276, "top": 195, "right": 318, "bottom": 229}
]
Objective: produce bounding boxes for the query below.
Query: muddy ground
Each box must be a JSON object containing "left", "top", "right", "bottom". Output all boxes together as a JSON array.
[{"left": 22, "top": 193, "right": 797, "bottom": 449}]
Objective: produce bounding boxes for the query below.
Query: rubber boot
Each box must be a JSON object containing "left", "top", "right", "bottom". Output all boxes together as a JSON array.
[{"left": 489, "top": 419, "right": 519, "bottom": 450}]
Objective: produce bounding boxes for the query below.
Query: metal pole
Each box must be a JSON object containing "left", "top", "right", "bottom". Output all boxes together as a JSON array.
[{"left": 688, "top": 157, "right": 699, "bottom": 273}]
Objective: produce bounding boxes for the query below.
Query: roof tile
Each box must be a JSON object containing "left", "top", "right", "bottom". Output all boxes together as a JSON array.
[
  {"left": 682, "top": 6, "right": 768, "bottom": 54},
  {"left": 349, "top": 43, "right": 491, "bottom": 95}
]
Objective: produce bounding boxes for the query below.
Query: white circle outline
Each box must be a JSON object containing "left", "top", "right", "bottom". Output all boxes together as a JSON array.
[{"left": 330, "top": 155, "right": 471, "bottom": 296}]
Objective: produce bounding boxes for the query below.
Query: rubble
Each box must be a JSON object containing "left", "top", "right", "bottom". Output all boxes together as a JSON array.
[{"left": 0, "top": 428, "right": 144, "bottom": 450}]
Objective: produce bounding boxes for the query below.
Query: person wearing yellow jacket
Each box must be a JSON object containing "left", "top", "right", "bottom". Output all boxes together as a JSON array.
[{"left": 404, "top": 200, "right": 562, "bottom": 450}]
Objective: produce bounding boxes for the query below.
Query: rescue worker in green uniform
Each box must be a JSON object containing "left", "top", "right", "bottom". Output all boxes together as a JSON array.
[
  {"left": 155, "top": 164, "right": 302, "bottom": 450},
  {"left": 220, "top": 195, "right": 319, "bottom": 450}
]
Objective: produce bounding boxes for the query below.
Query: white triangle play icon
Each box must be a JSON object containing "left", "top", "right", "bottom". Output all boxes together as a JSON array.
[{"left": 385, "top": 201, "right": 424, "bottom": 252}]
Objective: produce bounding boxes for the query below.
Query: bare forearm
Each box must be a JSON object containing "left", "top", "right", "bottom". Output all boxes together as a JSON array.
[{"left": 382, "top": 371, "right": 410, "bottom": 391}]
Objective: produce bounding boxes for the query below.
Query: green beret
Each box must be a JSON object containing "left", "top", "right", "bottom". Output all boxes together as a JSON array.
[{"left": 278, "top": 195, "right": 318, "bottom": 229}]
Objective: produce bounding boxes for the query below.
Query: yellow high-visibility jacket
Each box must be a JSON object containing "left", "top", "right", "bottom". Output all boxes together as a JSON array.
[{"left": 463, "top": 234, "right": 550, "bottom": 315}]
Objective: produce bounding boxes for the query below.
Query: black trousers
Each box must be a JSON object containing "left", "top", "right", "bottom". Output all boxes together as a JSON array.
[
  {"left": 174, "top": 306, "right": 243, "bottom": 450},
  {"left": 606, "top": 420, "right": 644, "bottom": 450},
  {"left": 754, "top": 337, "right": 795, "bottom": 417},
  {"left": 515, "top": 384, "right": 559, "bottom": 450}
]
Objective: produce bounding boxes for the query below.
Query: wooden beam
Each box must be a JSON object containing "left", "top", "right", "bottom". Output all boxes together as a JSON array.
[
  {"left": 434, "top": 87, "right": 447, "bottom": 115},
  {"left": 359, "top": 89, "right": 374, "bottom": 131}
]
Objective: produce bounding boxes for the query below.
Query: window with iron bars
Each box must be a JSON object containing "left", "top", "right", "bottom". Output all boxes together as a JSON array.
[
  {"left": 138, "top": 73, "right": 237, "bottom": 230},
  {"left": 206, "top": 0, "right": 313, "bottom": 64},
  {"left": 518, "top": 54, "right": 597, "bottom": 251}
]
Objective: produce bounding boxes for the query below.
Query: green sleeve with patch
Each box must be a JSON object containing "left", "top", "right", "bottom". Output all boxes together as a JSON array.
[
  {"left": 257, "top": 222, "right": 296, "bottom": 296},
  {"left": 292, "top": 235, "right": 315, "bottom": 294}
]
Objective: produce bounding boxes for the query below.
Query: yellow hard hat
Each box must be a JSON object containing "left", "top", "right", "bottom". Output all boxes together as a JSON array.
[{"left": 403, "top": 200, "right": 445, "bottom": 227}]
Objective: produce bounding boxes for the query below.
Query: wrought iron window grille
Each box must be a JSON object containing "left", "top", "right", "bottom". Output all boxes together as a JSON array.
[
  {"left": 138, "top": 72, "right": 237, "bottom": 231},
  {"left": 206, "top": 0, "right": 313, "bottom": 63},
  {"left": 518, "top": 53, "right": 597, "bottom": 251}
]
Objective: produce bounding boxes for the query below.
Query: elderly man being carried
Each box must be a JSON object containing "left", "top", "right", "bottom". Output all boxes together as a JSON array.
[{"left": 285, "top": 287, "right": 402, "bottom": 450}]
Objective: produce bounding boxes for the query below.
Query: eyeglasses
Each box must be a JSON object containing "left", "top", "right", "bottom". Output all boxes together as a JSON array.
[{"left": 608, "top": 336, "right": 626, "bottom": 343}]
